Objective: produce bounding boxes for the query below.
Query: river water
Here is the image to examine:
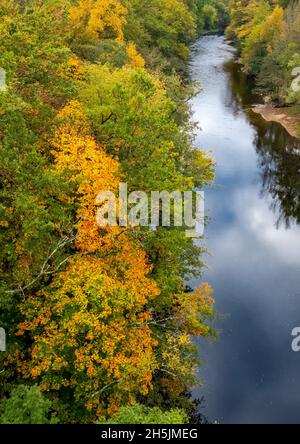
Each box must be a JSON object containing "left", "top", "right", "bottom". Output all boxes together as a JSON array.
[{"left": 190, "top": 36, "right": 300, "bottom": 424}]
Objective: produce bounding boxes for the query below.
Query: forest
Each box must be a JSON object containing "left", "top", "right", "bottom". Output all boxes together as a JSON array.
[
  {"left": 227, "top": 0, "right": 300, "bottom": 135},
  {"left": 0, "top": 0, "right": 299, "bottom": 425},
  {"left": 0, "top": 0, "right": 223, "bottom": 424}
]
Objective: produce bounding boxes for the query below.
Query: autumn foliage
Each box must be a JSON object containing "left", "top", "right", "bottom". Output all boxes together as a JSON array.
[
  {"left": 0, "top": 0, "right": 215, "bottom": 423},
  {"left": 226, "top": 0, "right": 300, "bottom": 104},
  {"left": 69, "top": 0, "right": 128, "bottom": 43}
]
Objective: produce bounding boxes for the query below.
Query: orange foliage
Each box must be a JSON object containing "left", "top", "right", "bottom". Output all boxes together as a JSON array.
[
  {"left": 51, "top": 100, "right": 121, "bottom": 252},
  {"left": 17, "top": 255, "right": 158, "bottom": 417},
  {"left": 16, "top": 101, "right": 160, "bottom": 419}
]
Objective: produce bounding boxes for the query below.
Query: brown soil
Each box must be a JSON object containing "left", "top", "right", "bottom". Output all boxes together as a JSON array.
[{"left": 251, "top": 105, "right": 300, "bottom": 139}]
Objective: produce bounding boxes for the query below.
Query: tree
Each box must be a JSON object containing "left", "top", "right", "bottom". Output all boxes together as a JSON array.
[
  {"left": 0, "top": 385, "right": 58, "bottom": 424},
  {"left": 0, "top": 0, "right": 216, "bottom": 424},
  {"left": 68, "top": 0, "right": 128, "bottom": 44},
  {"left": 0, "top": 0, "right": 77, "bottom": 357},
  {"left": 98, "top": 404, "right": 188, "bottom": 424},
  {"left": 124, "top": 0, "right": 196, "bottom": 71},
  {"left": 226, "top": 0, "right": 300, "bottom": 103},
  {"left": 202, "top": 4, "right": 218, "bottom": 30},
  {"left": 193, "top": 0, "right": 229, "bottom": 33},
  {"left": 15, "top": 102, "right": 160, "bottom": 422}
]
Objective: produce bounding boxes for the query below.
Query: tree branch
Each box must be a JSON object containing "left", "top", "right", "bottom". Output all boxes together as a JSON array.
[{"left": 5, "top": 234, "right": 76, "bottom": 295}]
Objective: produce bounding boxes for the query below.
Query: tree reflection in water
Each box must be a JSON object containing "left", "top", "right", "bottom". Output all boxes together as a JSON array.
[
  {"left": 225, "top": 58, "right": 300, "bottom": 228},
  {"left": 254, "top": 121, "right": 300, "bottom": 227}
]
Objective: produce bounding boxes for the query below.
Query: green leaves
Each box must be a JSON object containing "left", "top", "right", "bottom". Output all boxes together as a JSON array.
[
  {"left": 124, "top": 0, "right": 196, "bottom": 71},
  {"left": 0, "top": 0, "right": 216, "bottom": 423},
  {"left": 0, "top": 385, "right": 58, "bottom": 424},
  {"left": 227, "top": 0, "right": 300, "bottom": 103},
  {"left": 98, "top": 403, "right": 188, "bottom": 424}
]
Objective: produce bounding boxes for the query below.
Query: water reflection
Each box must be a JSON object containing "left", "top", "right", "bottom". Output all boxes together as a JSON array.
[
  {"left": 254, "top": 123, "right": 300, "bottom": 227},
  {"left": 224, "top": 58, "right": 300, "bottom": 227},
  {"left": 190, "top": 36, "right": 300, "bottom": 424}
]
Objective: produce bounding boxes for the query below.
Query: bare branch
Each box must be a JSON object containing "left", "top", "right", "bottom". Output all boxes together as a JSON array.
[
  {"left": 5, "top": 235, "right": 76, "bottom": 295},
  {"left": 4, "top": 226, "right": 138, "bottom": 296},
  {"left": 159, "top": 368, "right": 177, "bottom": 377},
  {"left": 101, "top": 112, "right": 115, "bottom": 125},
  {"left": 91, "top": 381, "right": 118, "bottom": 398}
]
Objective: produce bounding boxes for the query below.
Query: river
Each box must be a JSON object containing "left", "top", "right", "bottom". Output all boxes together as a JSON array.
[{"left": 190, "top": 35, "right": 300, "bottom": 424}]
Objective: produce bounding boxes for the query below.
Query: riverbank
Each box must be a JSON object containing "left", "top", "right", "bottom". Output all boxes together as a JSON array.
[{"left": 252, "top": 105, "right": 300, "bottom": 139}]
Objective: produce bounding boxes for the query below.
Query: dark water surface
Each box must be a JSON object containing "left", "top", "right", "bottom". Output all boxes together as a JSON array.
[{"left": 191, "top": 36, "right": 300, "bottom": 424}]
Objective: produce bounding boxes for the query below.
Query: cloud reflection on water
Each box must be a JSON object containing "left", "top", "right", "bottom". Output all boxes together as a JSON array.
[{"left": 190, "top": 36, "right": 300, "bottom": 424}]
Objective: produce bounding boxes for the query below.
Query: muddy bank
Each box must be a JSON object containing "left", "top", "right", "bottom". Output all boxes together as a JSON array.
[{"left": 252, "top": 105, "right": 300, "bottom": 139}]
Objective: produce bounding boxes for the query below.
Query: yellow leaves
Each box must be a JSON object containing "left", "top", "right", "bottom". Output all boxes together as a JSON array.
[
  {"left": 17, "top": 252, "right": 159, "bottom": 416},
  {"left": 193, "top": 150, "right": 215, "bottom": 184},
  {"left": 51, "top": 98, "right": 160, "bottom": 298},
  {"left": 160, "top": 332, "right": 194, "bottom": 391},
  {"left": 16, "top": 92, "right": 162, "bottom": 419},
  {"left": 54, "top": 99, "right": 90, "bottom": 129},
  {"left": 68, "top": 0, "right": 128, "bottom": 43},
  {"left": 195, "top": 282, "right": 215, "bottom": 305},
  {"left": 177, "top": 332, "right": 190, "bottom": 347},
  {"left": 231, "top": 1, "right": 287, "bottom": 72},
  {"left": 260, "top": 5, "right": 286, "bottom": 50},
  {"left": 65, "top": 56, "right": 86, "bottom": 81},
  {"left": 159, "top": 286, "right": 214, "bottom": 392},
  {"left": 52, "top": 100, "right": 121, "bottom": 253},
  {"left": 31, "top": 367, "right": 42, "bottom": 378},
  {"left": 172, "top": 283, "right": 215, "bottom": 337},
  {"left": 2, "top": 1, "right": 218, "bottom": 422},
  {"left": 126, "top": 42, "right": 145, "bottom": 68},
  {"left": 87, "top": 365, "right": 96, "bottom": 378}
]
